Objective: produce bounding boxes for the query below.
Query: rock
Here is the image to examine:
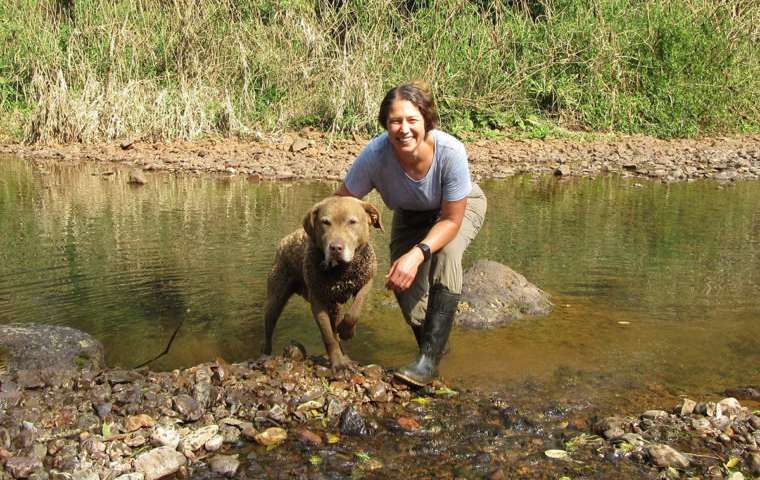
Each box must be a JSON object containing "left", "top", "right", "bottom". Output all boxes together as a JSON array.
[
  {"left": 150, "top": 425, "right": 180, "bottom": 449},
  {"left": 678, "top": 398, "right": 697, "bottom": 416},
  {"left": 254, "top": 427, "right": 287, "bottom": 446},
  {"left": 114, "top": 474, "right": 144, "bottom": 480},
  {"left": 283, "top": 342, "right": 306, "bottom": 361},
  {"left": 173, "top": 394, "right": 202, "bottom": 421},
  {"left": 554, "top": 164, "right": 571, "bottom": 176},
  {"left": 134, "top": 446, "right": 186, "bottom": 480},
  {"left": 593, "top": 417, "right": 628, "bottom": 440},
  {"left": 208, "top": 454, "right": 240, "bottom": 477},
  {"left": 127, "top": 170, "right": 147, "bottom": 185},
  {"left": 642, "top": 410, "right": 669, "bottom": 420},
  {"left": 748, "top": 452, "right": 760, "bottom": 475},
  {"left": 5, "top": 457, "right": 43, "bottom": 478},
  {"left": 457, "top": 260, "right": 553, "bottom": 328},
  {"left": 289, "top": 137, "right": 310, "bottom": 153},
  {"left": 696, "top": 402, "right": 721, "bottom": 417},
  {"left": 296, "top": 429, "right": 322, "bottom": 446},
  {"left": 647, "top": 444, "right": 690, "bottom": 468},
  {"left": 204, "top": 435, "right": 224, "bottom": 452},
  {"left": 339, "top": 406, "right": 369, "bottom": 436},
  {"left": 114, "top": 474, "right": 145, "bottom": 480},
  {"left": 0, "top": 323, "right": 104, "bottom": 372},
  {"left": 125, "top": 414, "right": 155, "bottom": 432},
  {"left": 179, "top": 425, "right": 219, "bottom": 454},
  {"left": 718, "top": 397, "right": 742, "bottom": 416},
  {"left": 397, "top": 416, "right": 421, "bottom": 431}
]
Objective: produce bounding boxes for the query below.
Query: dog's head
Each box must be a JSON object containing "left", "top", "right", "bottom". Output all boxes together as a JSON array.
[{"left": 303, "top": 196, "right": 383, "bottom": 268}]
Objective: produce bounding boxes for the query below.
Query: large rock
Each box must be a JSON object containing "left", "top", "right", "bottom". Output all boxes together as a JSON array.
[
  {"left": 0, "top": 323, "right": 104, "bottom": 372},
  {"left": 457, "top": 260, "right": 553, "bottom": 328},
  {"left": 134, "top": 446, "right": 186, "bottom": 480}
]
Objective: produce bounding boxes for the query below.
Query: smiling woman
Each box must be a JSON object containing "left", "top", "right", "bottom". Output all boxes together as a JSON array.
[{"left": 335, "top": 81, "right": 487, "bottom": 386}]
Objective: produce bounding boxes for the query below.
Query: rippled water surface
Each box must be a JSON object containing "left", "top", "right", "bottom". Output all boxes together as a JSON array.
[{"left": 2, "top": 157, "right": 759, "bottom": 411}]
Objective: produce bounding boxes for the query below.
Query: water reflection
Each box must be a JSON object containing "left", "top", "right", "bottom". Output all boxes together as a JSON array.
[{"left": 1, "top": 157, "right": 759, "bottom": 411}]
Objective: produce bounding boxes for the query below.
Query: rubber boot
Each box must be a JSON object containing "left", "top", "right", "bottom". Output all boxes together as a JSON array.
[
  {"left": 395, "top": 284, "right": 459, "bottom": 386},
  {"left": 411, "top": 320, "right": 450, "bottom": 355}
]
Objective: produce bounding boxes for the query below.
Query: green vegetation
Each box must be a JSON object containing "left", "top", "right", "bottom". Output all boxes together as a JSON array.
[{"left": 1, "top": 0, "right": 758, "bottom": 142}]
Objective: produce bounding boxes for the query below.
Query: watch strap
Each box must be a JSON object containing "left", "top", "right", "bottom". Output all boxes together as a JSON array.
[{"left": 415, "top": 243, "right": 431, "bottom": 262}]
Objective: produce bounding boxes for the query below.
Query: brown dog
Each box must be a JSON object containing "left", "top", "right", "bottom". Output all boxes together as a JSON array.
[{"left": 261, "top": 196, "right": 383, "bottom": 370}]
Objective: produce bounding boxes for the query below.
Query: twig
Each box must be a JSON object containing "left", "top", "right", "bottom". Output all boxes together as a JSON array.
[{"left": 133, "top": 319, "right": 184, "bottom": 369}]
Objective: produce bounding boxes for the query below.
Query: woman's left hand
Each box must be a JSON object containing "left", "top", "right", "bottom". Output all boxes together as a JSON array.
[{"left": 385, "top": 248, "right": 425, "bottom": 292}]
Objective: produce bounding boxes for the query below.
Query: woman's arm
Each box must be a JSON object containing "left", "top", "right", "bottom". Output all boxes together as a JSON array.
[{"left": 385, "top": 197, "right": 466, "bottom": 292}]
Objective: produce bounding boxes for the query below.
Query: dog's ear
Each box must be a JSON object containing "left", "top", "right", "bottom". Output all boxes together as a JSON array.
[
  {"left": 362, "top": 202, "right": 384, "bottom": 232},
  {"left": 303, "top": 203, "right": 320, "bottom": 241}
]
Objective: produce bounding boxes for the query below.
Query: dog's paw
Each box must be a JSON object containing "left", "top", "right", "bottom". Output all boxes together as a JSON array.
[
  {"left": 337, "top": 320, "right": 357, "bottom": 340},
  {"left": 330, "top": 354, "right": 357, "bottom": 373}
]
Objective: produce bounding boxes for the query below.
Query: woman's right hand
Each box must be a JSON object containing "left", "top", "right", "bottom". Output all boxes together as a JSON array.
[{"left": 385, "top": 247, "right": 425, "bottom": 292}]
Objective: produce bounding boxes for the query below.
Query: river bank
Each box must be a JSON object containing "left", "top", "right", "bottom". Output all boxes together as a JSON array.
[
  {"left": 2, "top": 349, "right": 760, "bottom": 479},
  {"left": 2, "top": 132, "right": 760, "bottom": 183}
]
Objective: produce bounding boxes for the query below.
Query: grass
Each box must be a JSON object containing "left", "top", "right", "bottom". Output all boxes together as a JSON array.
[{"left": 0, "top": 0, "right": 758, "bottom": 143}]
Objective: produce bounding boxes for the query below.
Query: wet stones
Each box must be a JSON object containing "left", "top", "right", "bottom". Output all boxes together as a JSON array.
[
  {"left": 646, "top": 444, "right": 690, "bottom": 468},
  {"left": 5, "top": 456, "right": 43, "bottom": 478},
  {"left": 594, "top": 416, "right": 630, "bottom": 440},
  {"left": 339, "top": 406, "right": 369, "bottom": 436},
  {"left": 134, "top": 446, "right": 186, "bottom": 480},
  {"left": 208, "top": 454, "right": 240, "bottom": 476}
]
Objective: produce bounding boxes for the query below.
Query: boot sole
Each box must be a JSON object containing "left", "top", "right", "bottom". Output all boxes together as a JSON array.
[{"left": 393, "top": 370, "right": 432, "bottom": 387}]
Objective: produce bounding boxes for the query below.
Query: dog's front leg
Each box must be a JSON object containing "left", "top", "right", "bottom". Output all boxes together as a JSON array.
[
  {"left": 337, "top": 280, "right": 373, "bottom": 340},
  {"left": 311, "top": 299, "right": 352, "bottom": 371}
]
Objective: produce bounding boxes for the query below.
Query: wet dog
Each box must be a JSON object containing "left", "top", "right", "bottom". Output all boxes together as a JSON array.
[{"left": 261, "top": 196, "right": 382, "bottom": 370}]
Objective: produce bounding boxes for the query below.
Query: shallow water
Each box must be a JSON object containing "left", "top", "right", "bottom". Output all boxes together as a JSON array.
[{"left": 1, "top": 157, "right": 759, "bottom": 412}]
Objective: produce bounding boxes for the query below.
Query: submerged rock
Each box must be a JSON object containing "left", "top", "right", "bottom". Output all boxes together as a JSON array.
[
  {"left": 457, "top": 260, "right": 553, "bottom": 328},
  {"left": 0, "top": 323, "right": 104, "bottom": 372},
  {"left": 646, "top": 444, "right": 690, "bottom": 468}
]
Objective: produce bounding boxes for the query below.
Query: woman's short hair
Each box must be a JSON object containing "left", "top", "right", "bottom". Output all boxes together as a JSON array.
[{"left": 378, "top": 81, "right": 439, "bottom": 132}]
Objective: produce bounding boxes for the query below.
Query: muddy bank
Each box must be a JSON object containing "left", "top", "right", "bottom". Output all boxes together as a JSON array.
[
  {"left": 2, "top": 133, "right": 760, "bottom": 182},
  {"left": 1, "top": 348, "right": 759, "bottom": 479}
]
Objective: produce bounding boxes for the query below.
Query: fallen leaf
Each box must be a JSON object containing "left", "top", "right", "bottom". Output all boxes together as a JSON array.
[
  {"left": 397, "top": 417, "right": 420, "bottom": 431},
  {"left": 544, "top": 449, "right": 571, "bottom": 461}
]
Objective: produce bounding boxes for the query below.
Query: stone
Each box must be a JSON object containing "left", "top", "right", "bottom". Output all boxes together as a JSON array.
[
  {"left": 204, "top": 435, "right": 224, "bottom": 452},
  {"left": 5, "top": 457, "right": 44, "bottom": 478},
  {"left": 718, "top": 397, "right": 742, "bottom": 416},
  {"left": 593, "top": 417, "right": 628, "bottom": 440},
  {"left": 208, "top": 454, "right": 240, "bottom": 477},
  {"left": 150, "top": 425, "right": 180, "bottom": 449},
  {"left": 0, "top": 324, "right": 104, "bottom": 372},
  {"left": 457, "top": 260, "right": 553, "bottom": 328},
  {"left": 134, "top": 446, "right": 186, "bottom": 480},
  {"left": 179, "top": 425, "right": 219, "bottom": 454},
  {"left": 647, "top": 444, "right": 690, "bottom": 468},
  {"left": 254, "top": 427, "right": 287, "bottom": 446},
  {"left": 296, "top": 429, "right": 322, "bottom": 446},
  {"left": 339, "top": 406, "right": 369, "bottom": 436},
  {"left": 748, "top": 452, "right": 760, "bottom": 475},
  {"left": 125, "top": 414, "right": 155, "bottom": 432},
  {"left": 678, "top": 398, "right": 697, "bottom": 416},
  {"left": 173, "top": 394, "right": 202, "bottom": 421},
  {"left": 114, "top": 474, "right": 145, "bottom": 480},
  {"left": 642, "top": 410, "right": 669, "bottom": 420},
  {"left": 289, "top": 137, "right": 310, "bottom": 153},
  {"left": 554, "top": 164, "right": 571, "bottom": 176}
]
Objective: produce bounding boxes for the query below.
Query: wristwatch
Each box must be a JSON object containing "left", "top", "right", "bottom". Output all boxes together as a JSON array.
[{"left": 415, "top": 243, "right": 431, "bottom": 262}]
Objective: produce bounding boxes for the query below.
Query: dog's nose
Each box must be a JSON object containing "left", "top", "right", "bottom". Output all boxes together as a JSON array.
[{"left": 329, "top": 241, "right": 344, "bottom": 255}]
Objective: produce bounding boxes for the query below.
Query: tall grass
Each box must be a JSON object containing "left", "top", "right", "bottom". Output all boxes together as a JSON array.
[{"left": 0, "top": 0, "right": 758, "bottom": 143}]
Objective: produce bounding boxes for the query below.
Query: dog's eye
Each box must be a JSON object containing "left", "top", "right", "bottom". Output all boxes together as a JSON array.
[
  {"left": 348, "top": 218, "right": 358, "bottom": 225},
  {"left": 321, "top": 218, "right": 331, "bottom": 226}
]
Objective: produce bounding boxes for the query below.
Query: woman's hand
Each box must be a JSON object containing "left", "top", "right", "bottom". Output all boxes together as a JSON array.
[{"left": 385, "top": 247, "right": 425, "bottom": 292}]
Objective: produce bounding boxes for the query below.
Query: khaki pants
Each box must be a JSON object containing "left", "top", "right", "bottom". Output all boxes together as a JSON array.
[{"left": 390, "top": 183, "right": 487, "bottom": 327}]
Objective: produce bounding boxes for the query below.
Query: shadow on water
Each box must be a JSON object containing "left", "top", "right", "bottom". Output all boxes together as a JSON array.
[{"left": 1, "top": 157, "right": 759, "bottom": 414}]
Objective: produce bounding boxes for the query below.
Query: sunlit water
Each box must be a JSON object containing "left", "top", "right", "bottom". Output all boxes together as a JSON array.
[{"left": 2, "top": 157, "right": 759, "bottom": 412}]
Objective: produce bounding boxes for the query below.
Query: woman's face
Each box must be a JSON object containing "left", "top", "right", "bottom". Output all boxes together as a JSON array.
[{"left": 386, "top": 99, "right": 426, "bottom": 157}]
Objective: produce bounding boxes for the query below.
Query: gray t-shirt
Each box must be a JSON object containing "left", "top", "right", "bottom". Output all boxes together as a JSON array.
[{"left": 343, "top": 129, "right": 472, "bottom": 211}]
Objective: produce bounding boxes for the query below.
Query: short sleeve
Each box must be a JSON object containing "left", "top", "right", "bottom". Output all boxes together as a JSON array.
[
  {"left": 343, "top": 145, "right": 375, "bottom": 198},
  {"left": 442, "top": 142, "right": 472, "bottom": 202}
]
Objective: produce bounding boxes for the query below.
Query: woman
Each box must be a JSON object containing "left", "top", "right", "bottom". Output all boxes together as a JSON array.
[{"left": 336, "top": 82, "right": 487, "bottom": 386}]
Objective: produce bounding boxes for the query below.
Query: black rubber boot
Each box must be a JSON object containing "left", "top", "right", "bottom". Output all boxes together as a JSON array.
[
  {"left": 395, "top": 284, "right": 459, "bottom": 386},
  {"left": 411, "top": 324, "right": 449, "bottom": 355}
]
